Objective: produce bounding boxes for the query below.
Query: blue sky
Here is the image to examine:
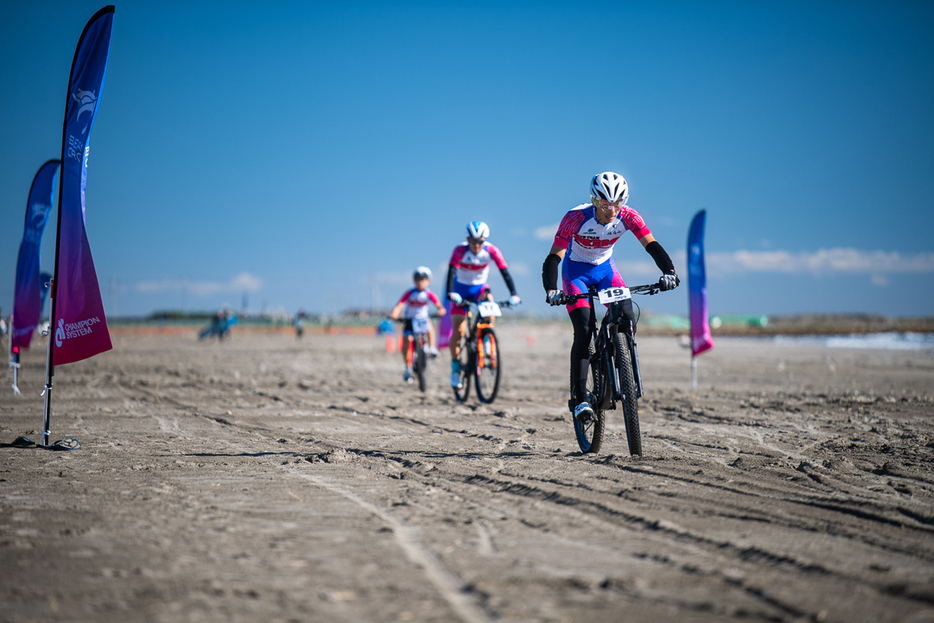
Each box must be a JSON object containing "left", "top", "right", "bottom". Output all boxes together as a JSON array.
[{"left": 2, "top": 1, "right": 933, "bottom": 319}]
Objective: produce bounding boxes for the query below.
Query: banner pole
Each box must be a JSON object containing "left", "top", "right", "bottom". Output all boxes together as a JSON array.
[
  {"left": 42, "top": 279, "right": 57, "bottom": 446},
  {"left": 8, "top": 315, "right": 21, "bottom": 395},
  {"left": 691, "top": 355, "right": 697, "bottom": 389},
  {"left": 12, "top": 352, "right": 20, "bottom": 396}
]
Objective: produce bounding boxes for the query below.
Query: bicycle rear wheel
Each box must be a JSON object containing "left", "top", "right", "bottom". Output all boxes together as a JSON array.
[
  {"left": 414, "top": 335, "right": 427, "bottom": 392},
  {"left": 614, "top": 333, "right": 642, "bottom": 456},
  {"left": 475, "top": 327, "right": 500, "bottom": 404},
  {"left": 453, "top": 338, "right": 472, "bottom": 402},
  {"left": 574, "top": 340, "right": 605, "bottom": 454}
]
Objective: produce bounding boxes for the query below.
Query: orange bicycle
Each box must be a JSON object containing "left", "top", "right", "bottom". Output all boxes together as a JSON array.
[
  {"left": 392, "top": 315, "right": 437, "bottom": 392},
  {"left": 451, "top": 299, "right": 512, "bottom": 403}
]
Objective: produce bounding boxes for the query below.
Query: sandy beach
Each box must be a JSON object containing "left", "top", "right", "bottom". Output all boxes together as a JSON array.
[{"left": 2, "top": 324, "right": 933, "bottom": 622}]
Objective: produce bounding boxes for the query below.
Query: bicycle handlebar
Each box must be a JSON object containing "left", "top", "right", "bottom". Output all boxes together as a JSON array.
[
  {"left": 389, "top": 314, "right": 440, "bottom": 321},
  {"left": 452, "top": 299, "right": 516, "bottom": 309},
  {"left": 561, "top": 283, "right": 662, "bottom": 304},
  {"left": 630, "top": 283, "right": 663, "bottom": 295}
]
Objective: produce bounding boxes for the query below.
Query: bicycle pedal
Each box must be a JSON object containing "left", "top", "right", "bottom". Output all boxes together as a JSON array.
[{"left": 573, "top": 402, "right": 594, "bottom": 422}]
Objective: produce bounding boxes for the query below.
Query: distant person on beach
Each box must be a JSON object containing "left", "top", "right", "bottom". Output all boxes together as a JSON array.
[
  {"left": 542, "top": 172, "right": 679, "bottom": 423},
  {"left": 446, "top": 221, "right": 521, "bottom": 389},
  {"left": 293, "top": 308, "right": 307, "bottom": 339},
  {"left": 199, "top": 307, "right": 236, "bottom": 341},
  {"left": 389, "top": 267, "right": 446, "bottom": 383}
]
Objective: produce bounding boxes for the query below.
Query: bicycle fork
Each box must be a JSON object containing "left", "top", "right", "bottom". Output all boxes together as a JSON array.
[
  {"left": 629, "top": 335, "right": 644, "bottom": 398},
  {"left": 616, "top": 329, "right": 645, "bottom": 399},
  {"left": 606, "top": 327, "right": 645, "bottom": 403},
  {"left": 475, "top": 323, "right": 495, "bottom": 369},
  {"left": 602, "top": 326, "right": 622, "bottom": 409}
]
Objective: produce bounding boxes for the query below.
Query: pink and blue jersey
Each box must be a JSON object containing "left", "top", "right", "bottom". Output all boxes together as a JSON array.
[
  {"left": 553, "top": 204, "right": 653, "bottom": 310},
  {"left": 553, "top": 204, "right": 651, "bottom": 265},
  {"left": 397, "top": 288, "right": 442, "bottom": 319},
  {"left": 449, "top": 242, "right": 508, "bottom": 286}
]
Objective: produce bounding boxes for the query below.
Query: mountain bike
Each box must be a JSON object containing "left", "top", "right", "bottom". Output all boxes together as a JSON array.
[
  {"left": 564, "top": 283, "right": 664, "bottom": 455},
  {"left": 452, "top": 299, "right": 513, "bottom": 404},
  {"left": 393, "top": 315, "right": 437, "bottom": 392}
]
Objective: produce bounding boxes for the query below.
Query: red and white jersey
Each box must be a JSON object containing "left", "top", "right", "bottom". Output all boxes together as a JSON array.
[
  {"left": 553, "top": 204, "right": 652, "bottom": 265},
  {"left": 449, "top": 242, "right": 508, "bottom": 286},
  {"left": 397, "top": 288, "right": 442, "bottom": 319}
]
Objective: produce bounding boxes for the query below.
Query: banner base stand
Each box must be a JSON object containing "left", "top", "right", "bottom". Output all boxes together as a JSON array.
[{"left": 1, "top": 435, "right": 81, "bottom": 450}]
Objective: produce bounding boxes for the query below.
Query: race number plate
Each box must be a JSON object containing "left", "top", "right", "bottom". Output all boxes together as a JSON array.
[
  {"left": 477, "top": 301, "right": 502, "bottom": 318},
  {"left": 411, "top": 316, "right": 431, "bottom": 334},
  {"left": 598, "top": 287, "right": 631, "bottom": 304}
]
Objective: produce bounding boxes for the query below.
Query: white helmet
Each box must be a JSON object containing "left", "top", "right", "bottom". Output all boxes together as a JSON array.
[
  {"left": 590, "top": 172, "right": 628, "bottom": 204},
  {"left": 466, "top": 221, "right": 490, "bottom": 240},
  {"left": 413, "top": 266, "right": 432, "bottom": 281}
]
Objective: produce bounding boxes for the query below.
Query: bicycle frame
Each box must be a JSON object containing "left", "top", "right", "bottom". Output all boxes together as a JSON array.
[
  {"left": 571, "top": 283, "right": 660, "bottom": 406},
  {"left": 393, "top": 316, "right": 435, "bottom": 355},
  {"left": 589, "top": 293, "right": 631, "bottom": 410},
  {"left": 455, "top": 299, "right": 508, "bottom": 356},
  {"left": 599, "top": 299, "right": 644, "bottom": 400},
  {"left": 564, "top": 282, "right": 663, "bottom": 455},
  {"left": 461, "top": 301, "right": 484, "bottom": 354}
]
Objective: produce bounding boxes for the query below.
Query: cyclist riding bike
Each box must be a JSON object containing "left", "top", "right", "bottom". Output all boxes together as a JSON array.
[
  {"left": 389, "top": 266, "right": 446, "bottom": 383},
  {"left": 542, "top": 172, "right": 680, "bottom": 422},
  {"left": 446, "top": 221, "right": 520, "bottom": 388}
]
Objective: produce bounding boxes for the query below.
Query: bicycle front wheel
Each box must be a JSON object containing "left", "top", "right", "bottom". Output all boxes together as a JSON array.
[
  {"left": 453, "top": 339, "right": 472, "bottom": 402},
  {"left": 574, "top": 340, "right": 606, "bottom": 454},
  {"left": 614, "top": 333, "right": 642, "bottom": 456},
  {"left": 475, "top": 327, "right": 501, "bottom": 404},
  {"left": 414, "top": 335, "right": 427, "bottom": 392}
]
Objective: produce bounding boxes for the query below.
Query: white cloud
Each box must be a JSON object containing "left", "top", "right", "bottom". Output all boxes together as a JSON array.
[
  {"left": 534, "top": 224, "right": 559, "bottom": 240},
  {"left": 706, "top": 249, "right": 934, "bottom": 275},
  {"left": 562, "top": 246, "right": 934, "bottom": 282},
  {"left": 231, "top": 272, "right": 263, "bottom": 291},
  {"left": 136, "top": 272, "right": 263, "bottom": 297},
  {"left": 509, "top": 262, "right": 530, "bottom": 276},
  {"left": 614, "top": 260, "right": 660, "bottom": 277}
]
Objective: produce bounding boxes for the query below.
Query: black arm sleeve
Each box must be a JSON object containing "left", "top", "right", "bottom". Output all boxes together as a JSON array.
[
  {"left": 645, "top": 241, "right": 676, "bottom": 274},
  {"left": 542, "top": 253, "right": 561, "bottom": 291},
  {"left": 500, "top": 267, "right": 517, "bottom": 296},
  {"left": 446, "top": 264, "right": 456, "bottom": 295}
]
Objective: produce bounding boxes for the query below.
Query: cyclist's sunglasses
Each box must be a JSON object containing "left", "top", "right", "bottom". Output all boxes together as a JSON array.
[
  {"left": 467, "top": 236, "right": 486, "bottom": 245},
  {"left": 593, "top": 198, "right": 623, "bottom": 210}
]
